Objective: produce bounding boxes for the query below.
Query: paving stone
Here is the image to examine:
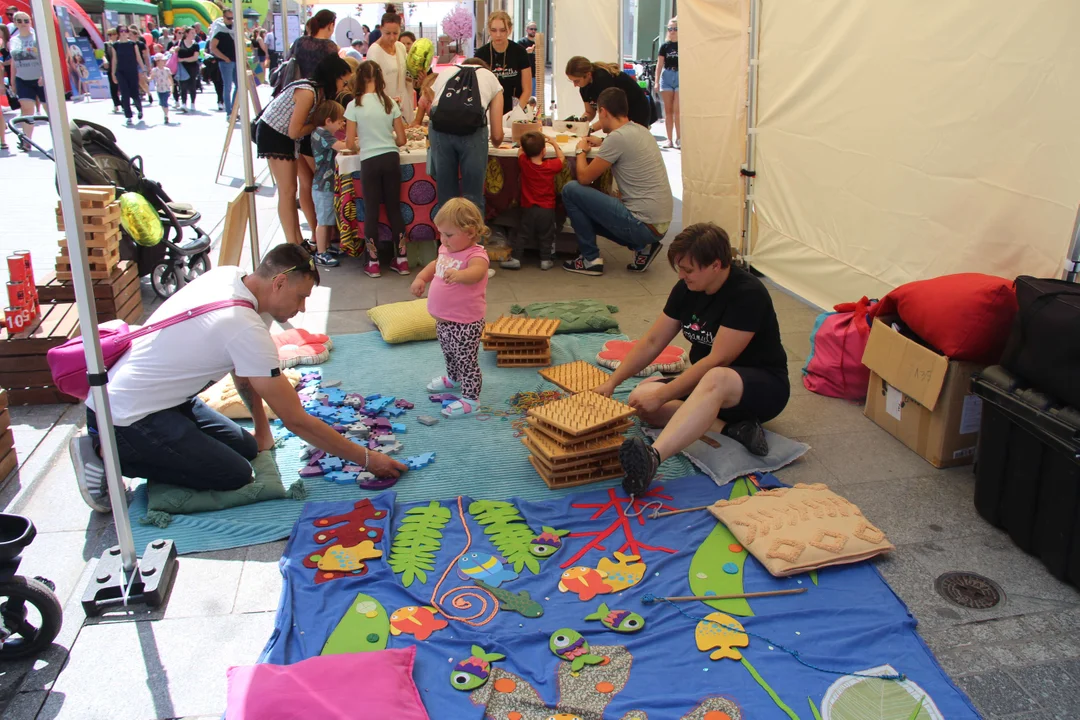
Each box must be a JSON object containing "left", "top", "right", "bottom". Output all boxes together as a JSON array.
[
  {"left": 160, "top": 548, "right": 247, "bottom": 620},
  {"left": 769, "top": 447, "right": 839, "bottom": 487},
  {"left": 956, "top": 670, "right": 1040, "bottom": 716},
  {"left": 805, "top": 427, "right": 944, "bottom": 487},
  {"left": 872, "top": 547, "right": 971, "bottom": 633},
  {"left": 0, "top": 689, "right": 47, "bottom": 718},
  {"left": 1009, "top": 662, "right": 1080, "bottom": 712},
  {"left": 233, "top": 543, "right": 286, "bottom": 615},
  {"left": 764, "top": 392, "right": 869, "bottom": 437}
]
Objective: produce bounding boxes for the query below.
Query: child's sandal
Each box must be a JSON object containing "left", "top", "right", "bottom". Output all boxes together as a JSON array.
[{"left": 441, "top": 399, "right": 475, "bottom": 418}]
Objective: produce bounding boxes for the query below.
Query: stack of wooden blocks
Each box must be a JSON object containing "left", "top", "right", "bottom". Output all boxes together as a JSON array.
[
  {"left": 522, "top": 390, "right": 636, "bottom": 489},
  {"left": 37, "top": 260, "right": 143, "bottom": 325},
  {"left": 0, "top": 390, "right": 16, "bottom": 483},
  {"left": 481, "top": 316, "right": 560, "bottom": 367},
  {"left": 55, "top": 187, "right": 122, "bottom": 281}
]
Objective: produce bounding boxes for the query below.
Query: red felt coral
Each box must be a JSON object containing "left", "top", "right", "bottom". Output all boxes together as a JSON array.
[
  {"left": 596, "top": 340, "right": 687, "bottom": 376},
  {"left": 559, "top": 487, "right": 678, "bottom": 569},
  {"left": 303, "top": 500, "right": 386, "bottom": 583},
  {"left": 273, "top": 328, "right": 334, "bottom": 367}
]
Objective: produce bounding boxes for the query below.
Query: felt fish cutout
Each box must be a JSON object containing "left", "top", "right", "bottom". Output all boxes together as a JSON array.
[
  {"left": 450, "top": 645, "right": 505, "bottom": 691},
  {"left": 558, "top": 566, "right": 612, "bottom": 602},
  {"left": 321, "top": 594, "right": 389, "bottom": 655},
  {"left": 596, "top": 552, "right": 647, "bottom": 592},
  {"left": 584, "top": 602, "right": 645, "bottom": 633},
  {"left": 315, "top": 541, "right": 383, "bottom": 572},
  {"left": 475, "top": 579, "right": 544, "bottom": 618},
  {"left": 456, "top": 552, "right": 519, "bottom": 587},
  {"left": 695, "top": 611, "right": 750, "bottom": 661},
  {"left": 529, "top": 526, "right": 570, "bottom": 557},
  {"left": 548, "top": 628, "right": 605, "bottom": 673},
  {"left": 389, "top": 606, "right": 448, "bottom": 641}
]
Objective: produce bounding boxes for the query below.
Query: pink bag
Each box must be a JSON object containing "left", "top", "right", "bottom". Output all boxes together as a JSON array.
[
  {"left": 165, "top": 51, "right": 179, "bottom": 75},
  {"left": 47, "top": 299, "right": 254, "bottom": 401},
  {"left": 801, "top": 297, "right": 877, "bottom": 401}
]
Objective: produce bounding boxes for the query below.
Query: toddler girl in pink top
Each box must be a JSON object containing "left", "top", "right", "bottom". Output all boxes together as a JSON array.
[{"left": 410, "top": 198, "right": 491, "bottom": 417}]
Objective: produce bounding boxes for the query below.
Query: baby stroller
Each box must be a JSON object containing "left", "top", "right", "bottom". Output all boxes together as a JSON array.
[{"left": 8, "top": 116, "right": 212, "bottom": 298}]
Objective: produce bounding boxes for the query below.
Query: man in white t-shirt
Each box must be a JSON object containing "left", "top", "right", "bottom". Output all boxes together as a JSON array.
[
  {"left": 70, "top": 244, "right": 407, "bottom": 512},
  {"left": 428, "top": 58, "right": 504, "bottom": 217}
]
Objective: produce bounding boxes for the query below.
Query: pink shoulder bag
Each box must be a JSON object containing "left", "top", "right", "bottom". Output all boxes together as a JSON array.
[{"left": 47, "top": 299, "right": 255, "bottom": 401}]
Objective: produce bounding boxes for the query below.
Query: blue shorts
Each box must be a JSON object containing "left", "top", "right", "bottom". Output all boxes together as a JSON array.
[
  {"left": 157, "top": 92, "right": 170, "bottom": 108},
  {"left": 15, "top": 76, "right": 46, "bottom": 103},
  {"left": 312, "top": 189, "right": 336, "bottom": 227},
  {"left": 659, "top": 67, "right": 679, "bottom": 92}
]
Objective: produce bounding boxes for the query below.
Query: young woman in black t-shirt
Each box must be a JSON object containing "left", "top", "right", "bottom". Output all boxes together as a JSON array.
[
  {"left": 593, "top": 223, "right": 790, "bottom": 494},
  {"left": 565, "top": 55, "right": 651, "bottom": 129},
  {"left": 657, "top": 18, "right": 679, "bottom": 147},
  {"left": 474, "top": 10, "right": 531, "bottom": 111}
]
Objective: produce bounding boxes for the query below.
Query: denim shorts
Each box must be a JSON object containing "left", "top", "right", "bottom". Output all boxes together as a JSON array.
[
  {"left": 15, "top": 76, "right": 46, "bottom": 102},
  {"left": 659, "top": 67, "right": 679, "bottom": 92},
  {"left": 312, "top": 189, "right": 336, "bottom": 227}
]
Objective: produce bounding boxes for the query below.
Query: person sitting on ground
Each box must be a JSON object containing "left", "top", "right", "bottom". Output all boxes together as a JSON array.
[
  {"left": 70, "top": 244, "right": 408, "bottom": 513},
  {"left": 502, "top": 131, "right": 564, "bottom": 271},
  {"left": 562, "top": 87, "right": 672, "bottom": 276},
  {"left": 596, "top": 223, "right": 789, "bottom": 493}
]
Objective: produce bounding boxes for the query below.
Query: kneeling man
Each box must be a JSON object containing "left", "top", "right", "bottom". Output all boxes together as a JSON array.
[
  {"left": 593, "top": 223, "right": 790, "bottom": 492},
  {"left": 71, "top": 244, "right": 407, "bottom": 512}
]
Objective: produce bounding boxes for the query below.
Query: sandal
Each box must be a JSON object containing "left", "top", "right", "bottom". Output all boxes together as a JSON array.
[
  {"left": 0, "top": 142, "right": 8, "bottom": 151},
  {"left": 441, "top": 399, "right": 475, "bottom": 418},
  {"left": 426, "top": 376, "right": 459, "bottom": 392}
]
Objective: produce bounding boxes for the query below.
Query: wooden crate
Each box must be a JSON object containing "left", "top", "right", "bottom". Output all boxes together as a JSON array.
[
  {"left": 36, "top": 260, "right": 143, "bottom": 324},
  {"left": 0, "top": 304, "right": 81, "bottom": 405},
  {"left": 0, "top": 391, "right": 16, "bottom": 485},
  {"left": 55, "top": 249, "right": 121, "bottom": 281}
]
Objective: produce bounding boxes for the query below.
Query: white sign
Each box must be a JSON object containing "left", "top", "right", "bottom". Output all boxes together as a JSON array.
[
  {"left": 271, "top": 13, "right": 301, "bottom": 53},
  {"left": 885, "top": 384, "right": 904, "bottom": 421}
]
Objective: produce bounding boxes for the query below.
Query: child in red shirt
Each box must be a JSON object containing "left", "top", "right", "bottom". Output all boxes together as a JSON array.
[{"left": 504, "top": 131, "right": 566, "bottom": 270}]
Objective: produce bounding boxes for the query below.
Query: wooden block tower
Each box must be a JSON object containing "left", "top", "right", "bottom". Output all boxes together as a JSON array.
[
  {"left": 54, "top": 186, "right": 122, "bottom": 281},
  {"left": 482, "top": 316, "right": 560, "bottom": 367}
]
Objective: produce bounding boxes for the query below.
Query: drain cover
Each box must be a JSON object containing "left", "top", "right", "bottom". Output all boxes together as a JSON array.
[{"left": 935, "top": 571, "right": 1004, "bottom": 609}]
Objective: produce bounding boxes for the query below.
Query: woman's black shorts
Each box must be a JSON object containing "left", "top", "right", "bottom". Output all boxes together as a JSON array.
[{"left": 255, "top": 121, "right": 297, "bottom": 161}]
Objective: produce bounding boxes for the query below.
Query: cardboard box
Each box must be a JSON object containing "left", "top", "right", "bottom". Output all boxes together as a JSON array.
[{"left": 861, "top": 319, "right": 985, "bottom": 468}]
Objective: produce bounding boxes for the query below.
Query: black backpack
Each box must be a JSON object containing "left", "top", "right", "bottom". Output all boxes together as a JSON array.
[{"left": 429, "top": 67, "right": 486, "bottom": 136}]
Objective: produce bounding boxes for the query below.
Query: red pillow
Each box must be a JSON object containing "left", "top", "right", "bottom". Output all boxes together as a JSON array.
[{"left": 871, "top": 274, "right": 1017, "bottom": 363}]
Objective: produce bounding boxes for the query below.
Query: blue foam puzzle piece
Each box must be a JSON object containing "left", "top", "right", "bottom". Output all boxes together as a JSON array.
[
  {"left": 364, "top": 393, "right": 382, "bottom": 401},
  {"left": 365, "top": 396, "right": 396, "bottom": 413},
  {"left": 391, "top": 423, "right": 406, "bottom": 434},
  {"left": 311, "top": 406, "right": 338, "bottom": 419},
  {"left": 383, "top": 406, "right": 406, "bottom": 418},
  {"left": 318, "top": 457, "right": 344, "bottom": 473},
  {"left": 403, "top": 452, "right": 436, "bottom": 470},
  {"left": 323, "top": 471, "right": 359, "bottom": 485},
  {"left": 322, "top": 388, "right": 348, "bottom": 405}
]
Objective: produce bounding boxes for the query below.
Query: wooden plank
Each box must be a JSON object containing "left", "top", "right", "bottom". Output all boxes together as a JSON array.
[
  {"left": 7, "top": 387, "right": 78, "bottom": 405},
  {"left": 522, "top": 425, "right": 624, "bottom": 462},
  {"left": 56, "top": 208, "right": 121, "bottom": 230},
  {"left": 0, "top": 389, "right": 7, "bottom": 412},
  {"left": 76, "top": 186, "right": 116, "bottom": 203},
  {"left": 111, "top": 278, "right": 142, "bottom": 314},
  {"left": 217, "top": 189, "right": 249, "bottom": 267},
  {"left": 116, "top": 291, "right": 143, "bottom": 323},
  {"left": 528, "top": 418, "right": 634, "bottom": 448},
  {"left": 0, "top": 409, "right": 8, "bottom": 435},
  {"left": 0, "top": 303, "right": 80, "bottom": 355},
  {"left": 0, "top": 428, "right": 13, "bottom": 458},
  {"left": 0, "top": 355, "right": 49, "bottom": 372},
  {"left": 37, "top": 261, "right": 137, "bottom": 303},
  {"left": 496, "top": 355, "right": 551, "bottom": 367},
  {"left": 485, "top": 316, "right": 561, "bottom": 340},
  {"left": 0, "top": 446, "right": 17, "bottom": 487},
  {"left": 528, "top": 455, "right": 623, "bottom": 489},
  {"left": 51, "top": 303, "right": 82, "bottom": 340},
  {"left": 0, "top": 370, "right": 57, "bottom": 387},
  {"left": 59, "top": 229, "right": 121, "bottom": 248},
  {"left": 539, "top": 360, "right": 612, "bottom": 394},
  {"left": 55, "top": 269, "right": 116, "bottom": 281},
  {"left": 523, "top": 437, "right": 620, "bottom": 473},
  {"left": 59, "top": 244, "right": 120, "bottom": 260}
]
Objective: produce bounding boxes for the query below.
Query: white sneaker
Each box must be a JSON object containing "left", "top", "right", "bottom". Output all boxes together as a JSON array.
[
  {"left": 70, "top": 433, "right": 110, "bottom": 513},
  {"left": 426, "top": 376, "right": 460, "bottom": 392},
  {"left": 540, "top": 260, "right": 554, "bottom": 271}
]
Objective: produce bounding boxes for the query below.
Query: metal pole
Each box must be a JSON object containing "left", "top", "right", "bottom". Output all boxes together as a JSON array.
[
  {"left": 740, "top": 0, "right": 760, "bottom": 262},
  {"left": 281, "top": 1, "right": 290, "bottom": 60},
  {"left": 1062, "top": 205, "right": 1080, "bottom": 283},
  {"left": 234, "top": 0, "right": 260, "bottom": 270},
  {"left": 31, "top": 0, "right": 137, "bottom": 573},
  {"left": 616, "top": 0, "right": 623, "bottom": 67}
]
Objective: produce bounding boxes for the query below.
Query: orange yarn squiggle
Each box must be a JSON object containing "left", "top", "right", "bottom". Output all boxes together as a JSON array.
[{"left": 430, "top": 496, "right": 498, "bottom": 627}]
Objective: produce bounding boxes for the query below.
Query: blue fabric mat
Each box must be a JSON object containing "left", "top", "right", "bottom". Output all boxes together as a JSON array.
[
  {"left": 255, "top": 474, "right": 980, "bottom": 719},
  {"left": 127, "top": 332, "right": 694, "bottom": 555}
]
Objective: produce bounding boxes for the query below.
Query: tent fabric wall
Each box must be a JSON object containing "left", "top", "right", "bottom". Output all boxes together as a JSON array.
[
  {"left": 679, "top": 0, "right": 748, "bottom": 245},
  {"left": 750, "top": 0, "right": 1080, "bottom": 310},
  {"left": 552, "top": 0, "right": 618, "bottom": 119}
]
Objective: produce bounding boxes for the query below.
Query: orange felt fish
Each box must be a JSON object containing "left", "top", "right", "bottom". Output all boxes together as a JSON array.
[
  {"left": 389, "top": 606, "right": 448, "bottom": 641},
  {"left": 558, "top": 566, "right": 613, "bottom": 602}
]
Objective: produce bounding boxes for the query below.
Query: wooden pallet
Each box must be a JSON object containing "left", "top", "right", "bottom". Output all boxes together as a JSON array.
[
  {"left": 528, "top": 455, "right": 624, "bottom": 489},
  {"left": 496, "top": 353, "right": 551, "bottom": 368},
  {"left": 522, "top": 435, "right": 621, "bottom": 473},
  {"left": 481, "top": 335, "right": 549, "bottom": 351},
  {"left": 0, "top": 390, "right": 16, "bottom": 485},
  {"left": 539, "top": 360, "right": 612, "bottom": 394},
  {"left": 527, "top": 391, "right": 636, "bottom": 437},
  {"left": 36, "top": 260, "right": 143, "bottom": 323},
  {"left": 484, "top": 316, "right": 561, "bottom": 340},
  {"left": 522, "top": 425, "right": 624, "bottom": 463},
  {"left": 0, "top": 304, "right": 81, "bottom": 405}
]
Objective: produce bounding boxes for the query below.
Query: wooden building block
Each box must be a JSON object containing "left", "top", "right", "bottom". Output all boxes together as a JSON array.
[
  {"left": 485, "top": 316, "right": 560, "bottom": 340},
  {"left": 539, "top": 360, "right": 612, "bottom": 394},
  {"left": 527, "top": 391, "right": 636, "bottom": 437},
  {"left": 528, "top": 455, "right": 623, "bottom": 489}
]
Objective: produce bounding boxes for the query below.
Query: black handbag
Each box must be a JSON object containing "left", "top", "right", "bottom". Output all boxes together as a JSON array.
[{"left": 1000, "top": 275, "right": 1080, "bottom": 407}]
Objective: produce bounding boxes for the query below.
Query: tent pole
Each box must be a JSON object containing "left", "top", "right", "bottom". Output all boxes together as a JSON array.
[
  {"left": 1063, "top": 205, "right": 1080, "bottom": 283},
  {"left": 740, "top": 0, "right": 760, "bottom": 264},
  {"left": 234, "top": 0, "right": 260, "bottom": 270},
  {"left": 616, "top": 0, "right": 624, "bottom": 67},
  {"left": 281, "top": 1, "right": 290, "bottom": 60}
]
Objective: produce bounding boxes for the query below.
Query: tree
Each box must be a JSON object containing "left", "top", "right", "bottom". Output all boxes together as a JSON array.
[{"left": 441, "top": 2, "right": 473, "bottom": 53}]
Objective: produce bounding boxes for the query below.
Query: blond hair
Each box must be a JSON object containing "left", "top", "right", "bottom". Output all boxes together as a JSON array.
[
  {"left": 565, "top": 56, "right": 619, "bottom": 79},
  {"left": 434, "top": 198, "right": 490, "bottom": 243},
  {"left": 487, "top": 10, "right": 512, "bottom": 33}
]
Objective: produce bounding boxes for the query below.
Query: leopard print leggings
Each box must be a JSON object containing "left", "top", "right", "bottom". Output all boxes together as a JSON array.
[{"left": 435, "top": 319, "right": 485, "bottom": 401}]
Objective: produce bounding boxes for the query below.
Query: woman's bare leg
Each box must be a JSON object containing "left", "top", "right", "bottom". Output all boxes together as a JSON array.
[
  {"left": 650, "top": 368, "right": 743, "bottom": 462},
  {"left": 661, "top": 90, "right": 675, "bottom": 147},
  {"left": 297, "top": 155, "right": 317, "bottom": 241},
  {"left": 269, "top": 157, "right": 301, "bottom": 245},
  {"left": 672, "top": 90, "right": 681, "bottom": 145}
]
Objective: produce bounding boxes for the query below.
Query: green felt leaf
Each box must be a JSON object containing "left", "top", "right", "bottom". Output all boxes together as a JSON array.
[
  {"left": 389, "top": 501, "right": 451, "bottom": 587},
  {"left": 809, "top": 697, "right": 824, "bottom": 720},
  {"left": 467, "top": 500, "right": 542, "bottom": 575},
  {"left": 828, "top": 675, "right": 938, "bottom": 720}
]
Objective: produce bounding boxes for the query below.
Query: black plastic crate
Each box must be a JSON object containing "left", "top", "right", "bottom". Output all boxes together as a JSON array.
[{"left": 972, "top": 366, "right": 1080, "bottom": 587}]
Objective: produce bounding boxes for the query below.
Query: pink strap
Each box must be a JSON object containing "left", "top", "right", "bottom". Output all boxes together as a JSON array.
[{"left": 122, "top": 299, "right": 256, "bottom": 342}]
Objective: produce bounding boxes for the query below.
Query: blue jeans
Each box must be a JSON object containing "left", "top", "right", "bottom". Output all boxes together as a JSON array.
[
  {"left": 220, "top": 60, "right": 236, "bottom": 114},
  {"left": 87, "top": 397, "right": 257, "bottom": 491},
  {"left": 429, "top": 126, "right": 489, "bottom": 218},
  {"left": 561, "top": 181, "right": 659, "bottom": 261}
]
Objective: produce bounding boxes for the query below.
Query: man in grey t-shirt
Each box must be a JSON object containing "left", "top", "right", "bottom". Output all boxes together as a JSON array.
[{"left": 562, "top": 87, "right": 673, "bottom": 276}]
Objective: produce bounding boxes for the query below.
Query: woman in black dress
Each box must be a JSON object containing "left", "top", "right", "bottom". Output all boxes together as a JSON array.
[
  {"left": 474, "top": 10, "right": 531, "bottom": 111},
  {"left": 175, "top": 26, "right": 201, "bottom": 112},
  {"left": 565, "top": 55, "right": 651, "bottom": 129},
  {"left": 109, "top": 26, "right": 145, "bottom": 124}
]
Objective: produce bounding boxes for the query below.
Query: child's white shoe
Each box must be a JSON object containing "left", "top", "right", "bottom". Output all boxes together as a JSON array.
[
  {"left": 441, "top": 399, "right": 475, "bottom": 418},
  {"left": 426, "top": 376, "right": 460, "bottom": 392}
]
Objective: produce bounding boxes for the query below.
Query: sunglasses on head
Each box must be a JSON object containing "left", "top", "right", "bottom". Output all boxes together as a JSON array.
[{"left": 277, "top": 256, "right": 317, "bottom": 280}]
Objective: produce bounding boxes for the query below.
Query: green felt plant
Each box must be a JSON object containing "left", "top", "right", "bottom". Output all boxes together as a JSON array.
[
  {"left": 388, "top": 501, "right": 452, "bottom": 587},
  {"left": 468, "top": 500, "right": 545, "bottom": 575}
]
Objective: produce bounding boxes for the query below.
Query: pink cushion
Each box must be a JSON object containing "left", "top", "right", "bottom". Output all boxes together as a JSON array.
[{"left": 226, "top": 647, "right": 428, "bottom": 720}]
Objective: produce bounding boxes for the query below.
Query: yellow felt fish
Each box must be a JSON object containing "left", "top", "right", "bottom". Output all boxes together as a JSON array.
[
  {"left": 695, "top": 611, "right": 750, "bottom": 661},
  {"left": 317, "top": 541, "right": 383, "bottom": 572},
  {"left": 597, "top": 552, "right": 647, "bottom": 592}
]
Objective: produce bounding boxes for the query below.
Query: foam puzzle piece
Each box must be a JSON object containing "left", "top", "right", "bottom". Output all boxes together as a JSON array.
[
  {"left": 344, "top": 394, "right": 365, "bottom": 408},
  {"left": 441, "top": 399, "right": 459, "bottom": 408},
  {"left": 349, "top": 436, "right": 369, "bottom": 447},
  {"left": 343, "top": 464, "right": 364, "bottom": 473},
  {"left": 364, "top": 393, "right": 383, "bottom": 401},
  {"left": 322, "top": 379, "right": 342, "bottom": 388},
  {"left": 404, "top": 452, "right": 436, "bottom": 470},
  {"left": 417, "top": 415, "right": 440, "bottom": 426},
  {"left": 366, "top": 396, "right": 396, "bottom": 413},
  {"left": 299, "top": 464, "right": 325, "bottom": 478},
  {"left": 300, "top": 371, "right": 321, "bottom": 384},
  {"left": 311, "top": 406, "right": 338, "bottom": 420},
  {"left": 377, "top": 434, "right": 397, "bottom": 445},
  {"left": 380, "top": 441, "right": 404, "bottom": 455},
  {"left": 394, "top": 399, "right": 415, "bottom": 409},
  {"left": 318, "top": 457, "right": 344, "bottom": 473},
  {"left": 331, "top": 424, "right": 347, "bottom": 433},
  {"left": 322, "top": 389, "right": 348, "bottom": 405},
  {"left": 358, "top": 474, "right": 400, "bottom": 491},
  {"left": 383, "top": 406, "right": 406, "bottom": 418},
  {"left": 429, "top": 393, "right": 458, "bottom": 403},
  {"left": 391, "top": 423, "right": 407, "bottom": 434},
  {"left": 325, "top": 471, "right": 359, "bottom": 485},
  {"left": 309, "top": 449, "right": 326, "bottom": 463},
  {"left": 346, "top": 423, "right": 370, "bottom": 438},
  {"left": 299, "top": 444, "right": 316, "bottom": 461}
]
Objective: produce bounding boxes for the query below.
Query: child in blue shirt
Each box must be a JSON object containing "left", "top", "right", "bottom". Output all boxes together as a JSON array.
[{"left": 310, "top": 100, "right": 348, "bottom": 267}]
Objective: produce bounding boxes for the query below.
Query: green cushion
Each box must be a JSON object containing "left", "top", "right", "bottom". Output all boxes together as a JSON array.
[
  {"left": 145, "top": 451, "right": 291, "bottom": 516},
  {"left": 509, "top": 300, "right": 620, "bottom": 334}
]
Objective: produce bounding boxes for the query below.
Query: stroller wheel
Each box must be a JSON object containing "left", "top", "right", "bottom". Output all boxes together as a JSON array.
[
  {"left": 151, "top": 264, "right": 180, "bottom": 298},
  {"left": 183, "top": 252, "right": 210, "bottom": 282}
]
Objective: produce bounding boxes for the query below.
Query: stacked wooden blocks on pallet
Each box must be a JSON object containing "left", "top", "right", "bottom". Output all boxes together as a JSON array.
[
  {"left": 539, "top": 360, "right": 613, "bottom": 394},
  {"left": 481, "top": 316, "right": 560, "bottom": 367},
  {"left": 0, "top": 390, "right": 16, "bottom": 483},
  {"left": 55, "top": 186, "right": 122, "bottom": 281},
  {"left": 0, "top": 303, "right": 81, "bottom": 405},
  {"left": 37, "top": 260, "right": 143, "bottom": 325},
  {"left": 522, "top": 390, "right": 635, "bottom": 489}
]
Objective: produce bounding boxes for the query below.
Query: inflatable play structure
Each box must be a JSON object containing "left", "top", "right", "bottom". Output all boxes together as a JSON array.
[
  {"left": 159, "top": 0, "right": 221, "bottom": 27},
  {"left": 6, "top": 0, "right": 103, "bottom": 96}
]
